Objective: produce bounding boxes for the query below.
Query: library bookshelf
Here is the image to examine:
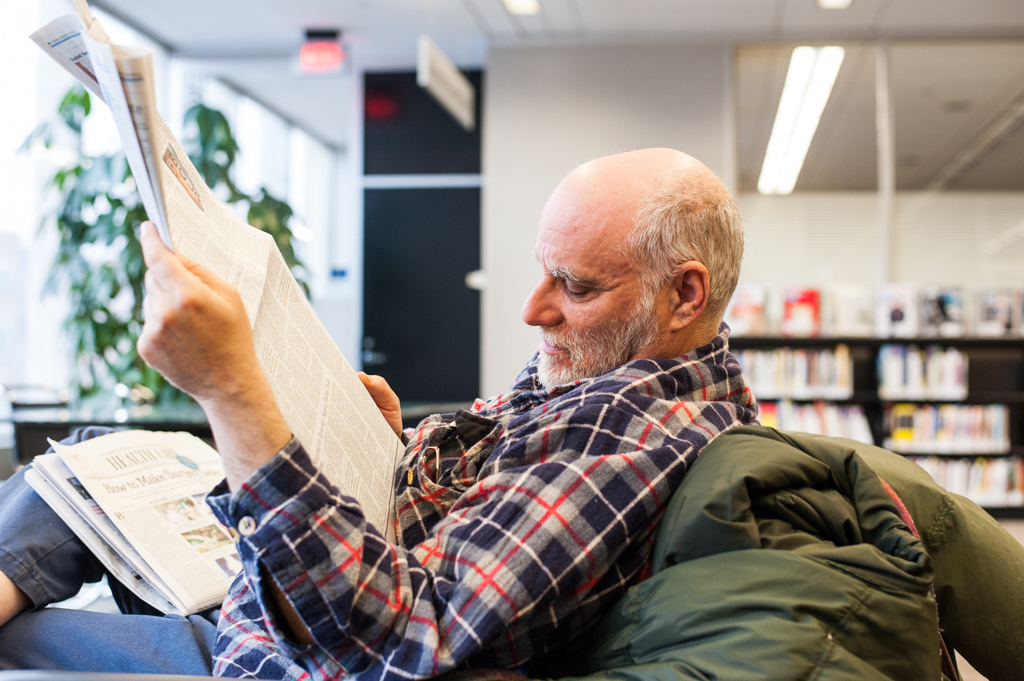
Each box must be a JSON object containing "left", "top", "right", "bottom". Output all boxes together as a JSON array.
[{"left": 730, "top": 335, "right": 1024, "bottom": 517}]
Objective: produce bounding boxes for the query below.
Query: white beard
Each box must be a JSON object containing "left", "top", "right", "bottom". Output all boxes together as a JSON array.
[{"left": 536, "top": 291, "right": 660, "bottom": 388}]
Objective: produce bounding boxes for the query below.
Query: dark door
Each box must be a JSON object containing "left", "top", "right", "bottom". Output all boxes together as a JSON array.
[
  {"left": 362, "top": 187, "right": 480, "bottom": 403},
  {"left": 361, "top": 70, "right": 483, "bottom": 405}
]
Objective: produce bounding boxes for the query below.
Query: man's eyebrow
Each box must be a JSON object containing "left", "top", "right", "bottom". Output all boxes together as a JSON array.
[
  {"left": 530, "top": 249, "right": 602, "bottom": 287},
  {"left": 548, "top": 266, "right": 597, "bottom": 286}
]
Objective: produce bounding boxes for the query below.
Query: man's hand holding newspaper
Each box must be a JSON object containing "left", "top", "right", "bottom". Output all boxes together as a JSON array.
[{"left": 138, "top": 221, "right": 292, "bottom": 489}]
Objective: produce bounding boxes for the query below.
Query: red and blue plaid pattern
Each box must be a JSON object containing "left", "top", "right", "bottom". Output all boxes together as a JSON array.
[{"left": 207, "top": 326, "right": 757, "bottom": 680}]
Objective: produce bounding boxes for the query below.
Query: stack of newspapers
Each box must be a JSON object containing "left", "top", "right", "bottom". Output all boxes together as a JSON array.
[
  {"left": 27, "top": 431, "right": 236, "bottom": 615},
  {"left": 25, "top": 0, "right": 405, "bottom": 615}
]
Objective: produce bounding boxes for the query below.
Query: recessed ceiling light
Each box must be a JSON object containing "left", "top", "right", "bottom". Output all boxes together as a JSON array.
[
  {"left": 502, "top": 0, "right": 541, "bottom": 16},
  {"left": 818, "top": 0, "right": 853, "bottom": 8}
]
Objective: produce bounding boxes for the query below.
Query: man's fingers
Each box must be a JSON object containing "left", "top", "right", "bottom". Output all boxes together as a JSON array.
[
  {"left": 140, "top": 221, "right": 193, "bottom": 286},
  {"left": 140, "top": 221, "right": 240, "bottom": 307},
  {"left": 143, "top": 268, "right": 165, "bottom": 296},
  {"left": 358, "top": 373, "right": 402, "bottom": 436},
  {"left": 358, "top": 372, "right": 388, "bottom": 396},
  {"left": 179, "top": 254, "right": 236, "bottom": 298},
  {"left": 139, "top": 221, "right": 172, "bottom": 267}
]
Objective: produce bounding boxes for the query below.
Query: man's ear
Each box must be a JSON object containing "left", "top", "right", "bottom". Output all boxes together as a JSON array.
[{"left": 668, "top": 261, "right": 710, "bottom": 331}]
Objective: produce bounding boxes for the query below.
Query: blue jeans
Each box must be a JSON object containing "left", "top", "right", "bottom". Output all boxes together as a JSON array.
[{"left": 0, "top": 427, "right": 218, "bottom": 674}]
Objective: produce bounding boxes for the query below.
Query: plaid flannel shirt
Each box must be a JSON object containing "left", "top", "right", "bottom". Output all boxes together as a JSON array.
[{"left": 206, "top": 325, "right": 757, "bottom": 680}]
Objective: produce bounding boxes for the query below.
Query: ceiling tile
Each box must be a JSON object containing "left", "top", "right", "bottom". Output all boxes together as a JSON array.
[
  {"left": 797, "top": 43, "right": 877, "bottom": 191},
  {"left": 951, "top": 120, "right": 1024, "bottom": 190},
  {"left": 468, "top": 0, "right": 521, "bottom": 40},
  {"left": 891, "top": 42, "right": 1024, "bottom": 189},
  {"left": 541, "top": 0, "right": 586, "bottom": 38},
  {"left": 880, "top": 0, "right": 1024, "bottom": 35}
]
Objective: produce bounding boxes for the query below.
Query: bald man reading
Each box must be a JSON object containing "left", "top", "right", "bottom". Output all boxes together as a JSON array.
[{"left": 0, "top": 149, "right": 756, "bottom": 679}]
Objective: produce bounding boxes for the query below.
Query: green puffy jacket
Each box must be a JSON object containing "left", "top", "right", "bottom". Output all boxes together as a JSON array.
[{"left": 558, "top": 426, "right": 1024, "bottom": 681}]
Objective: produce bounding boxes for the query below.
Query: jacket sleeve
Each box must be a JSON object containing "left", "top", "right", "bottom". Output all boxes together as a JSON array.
[{"left": 854, "top": 443, "right": 1024, "bottom": 681}]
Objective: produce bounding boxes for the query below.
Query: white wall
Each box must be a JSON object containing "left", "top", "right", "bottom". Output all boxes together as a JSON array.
[
  {"left": 481, "top": 43, "right": 734, "bottom": 395},
  {"left": 739, "top": 191, "right": 1024, "bottom": 289},
  {"left": 736, "top": 191, "right": 1024, "bottom": 329},
  {"left": 893, "top": 192, "right": 1024, "bottom": 285},
  {"left": 737, "top": 192, "right": 883, "bottom": 289}
]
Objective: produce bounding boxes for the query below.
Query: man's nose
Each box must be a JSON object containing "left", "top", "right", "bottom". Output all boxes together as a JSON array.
[{"left": 521, "top": 277, "right": 562, "bottom": 328}]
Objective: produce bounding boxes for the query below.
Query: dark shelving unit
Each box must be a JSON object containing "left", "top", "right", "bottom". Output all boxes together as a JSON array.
[{"left": 730, "top": 335, "right": 1024, "bottom": 516}]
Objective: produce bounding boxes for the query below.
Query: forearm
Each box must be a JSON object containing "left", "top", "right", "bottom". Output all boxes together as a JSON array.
[{"left": 198, "top": 377, "right": 292, "bottom": 491}]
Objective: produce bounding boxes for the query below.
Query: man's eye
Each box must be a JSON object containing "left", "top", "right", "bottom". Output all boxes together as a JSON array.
[{"left": 565, "top": 285, "right": 591, "bottom": 298}]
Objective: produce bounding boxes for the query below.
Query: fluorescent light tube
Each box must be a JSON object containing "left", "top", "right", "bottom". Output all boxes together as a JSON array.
[
  {"left": 502, "top": 0, "right": 541, "bottom": 16},
  {"left": 758, "top": 46, "right": 845, "bottom": 195},
  {"left": 818, "top": 0, "right": 853, "bottom": 8}
]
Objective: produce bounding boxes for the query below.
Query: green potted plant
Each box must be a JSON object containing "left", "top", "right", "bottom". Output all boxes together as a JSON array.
[{"left": 25, "top": 86, "right": 309, "bottom": 404}]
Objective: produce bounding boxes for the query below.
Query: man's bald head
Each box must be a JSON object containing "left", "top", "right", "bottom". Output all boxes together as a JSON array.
[
  {"left": 552, "top": 148, "right": 743, "bottom": 327},
  {"left": 559, "top": 148, "right": 709, "bottom": 206}
]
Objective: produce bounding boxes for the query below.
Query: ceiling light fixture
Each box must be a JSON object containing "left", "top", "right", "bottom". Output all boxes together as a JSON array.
[
  {"left": 818, "top": 0, "right": 853, "bottom": 8},
  {"left": 757, "top": 45, "right": 845, "bottom": 195},
  {"left": 501, "top": 0, "right": 541, "bottom": 16}
]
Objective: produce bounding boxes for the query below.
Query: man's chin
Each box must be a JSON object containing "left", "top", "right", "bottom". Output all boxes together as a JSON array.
[
  {"left": 537, "top": 355, "right": 592, "bottom": 388},
  {"left": 536, "top": 357, "right": 572, "bottom": 388}
]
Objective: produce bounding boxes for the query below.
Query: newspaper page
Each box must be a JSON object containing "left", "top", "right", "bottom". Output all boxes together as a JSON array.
[
  {"left": 49, "top": 431, "right": 239, "bottom": 614},
  {"left": 76, "top": 0, "right": 171, "bottom": 247},
  {"left": 96, "top": 42, "right": 171, "bottom": 242},
  {"left": 149, "top": 118, "right": 274, "bottom": 323},
  {"left": 254, "top": 249, "right": 406, "bottom": 536},
  {"left": 28, "top": 12, "right": 105, "bottom": 100},
  {"left": 25, "top": 457, "right": 178, "bottom": 614},
  {"left": 32, "top": 1, "right": 406, "bottom": 537},
  {"left": 29, "top": 12, "right": 171, "bottom": 248},
  {"left": 94, "top": 9, "right": 406, "bottom": 534}
]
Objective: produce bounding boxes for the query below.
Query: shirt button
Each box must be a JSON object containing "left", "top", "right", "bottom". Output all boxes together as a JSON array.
[
  {"left": 227, "top": 526, "right": 240, "bottom": 543},
  {"left": 238, "top": 516, "right": 257, "bottom": 536}
]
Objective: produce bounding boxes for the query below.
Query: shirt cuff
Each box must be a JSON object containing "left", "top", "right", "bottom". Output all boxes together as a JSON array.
[
  {"left": 207, "top": 436, "right": 334, "bottom": 542},
  {"left": 207, "top": 438, "right": 328, "bottom": 650}
]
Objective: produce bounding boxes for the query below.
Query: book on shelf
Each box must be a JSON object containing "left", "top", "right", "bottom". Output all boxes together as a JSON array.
[
  {"left": 919, "top": 286, "right": 965, "bottom": 338},
  {"left": 27, "top": 2, "right": 405, "bottom": 614},
  {"left": 910, "top": 456, "right": 1024, "bottom": 509},
  {"left": 758, "top": 400, "right": 873, "bottom": 446},
  {"left": 735, "top": 345, "right": 853, "bottom": 400},
  {"left": 723, "top": 284, "right": 767, "bottom": 336},
  {"left": 1018, "top": 289, "right": 1024, "bottom": 337},
  {"left": 875, "top": 284, "right": 920, "bottom": 338},
  {"left": 822, "top": 284, "right": 874, "bottom": 337},
  {"left": 884, "top": 403, "right": 1009, "bottom": 455},
  {"left": 780, "top": 287, "right": 821, "bottom": 337},
  {"left": 974, "top": 287, "right": 1016, "bottom": 337},
  {"left": 876, "top": 344, "right": 968, "bottom": 401}
]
